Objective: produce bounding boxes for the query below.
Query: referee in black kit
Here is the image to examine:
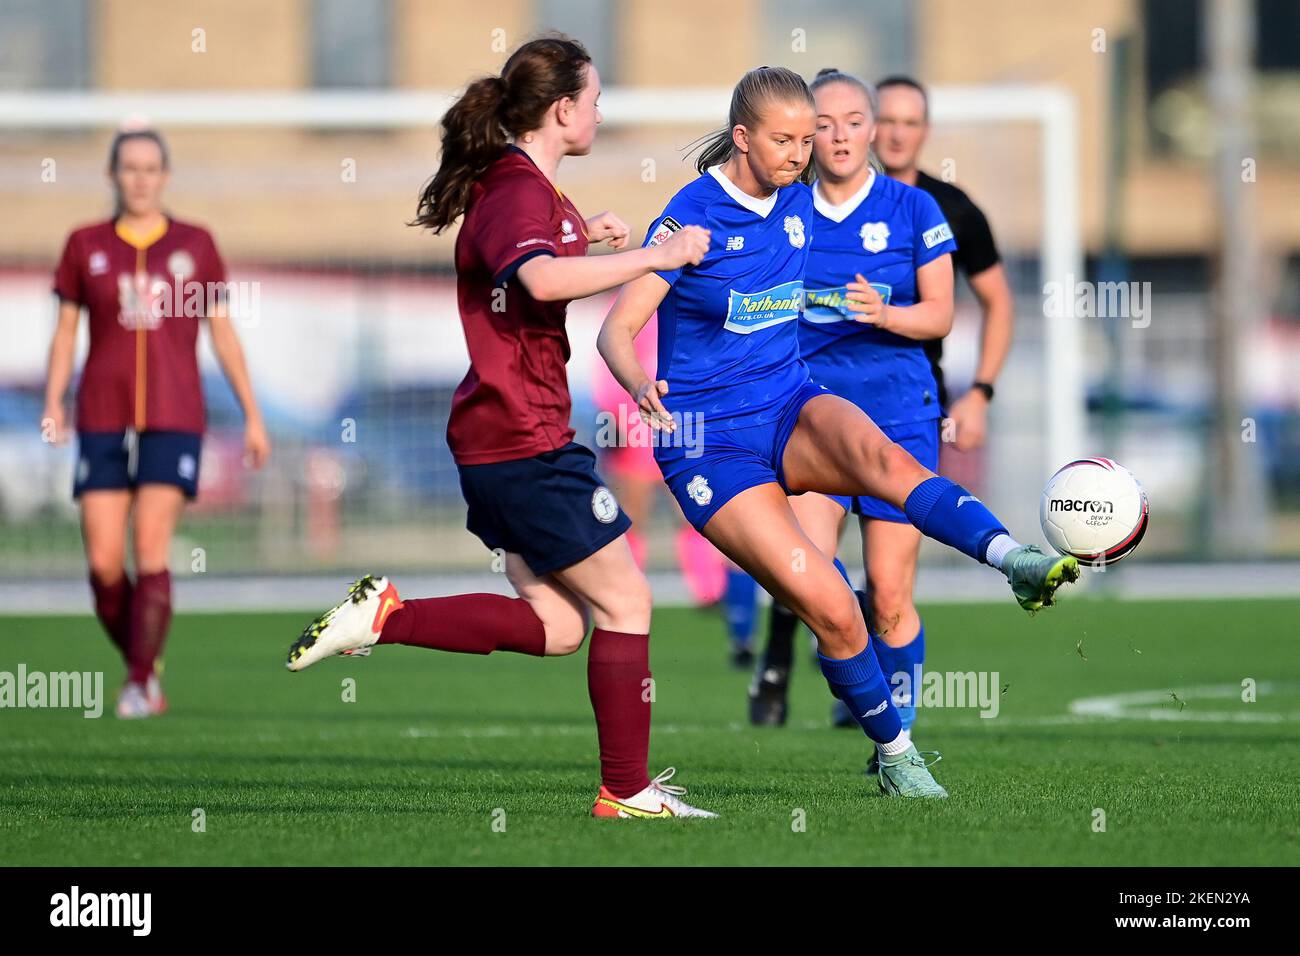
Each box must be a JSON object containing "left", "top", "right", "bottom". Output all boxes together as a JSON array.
[{"left": 874, "top": 75, "right": 1015, "bottom": 454}]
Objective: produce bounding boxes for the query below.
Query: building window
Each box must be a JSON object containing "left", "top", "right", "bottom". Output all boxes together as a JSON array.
[
  {"left": 536, "top": 0, "right": 618, "bottom": 84},
  {"left": 1143, "top": 0, "right": 1300, "bottom": 158},
  {"left": 312, "top": 0, "right": 392, "bottom": 89},
  {"left": 760, "top": 0, "right": 916, "bottom": 83},
  {"left": 0, "top": 0, "right": 91, "bottom": 89}
]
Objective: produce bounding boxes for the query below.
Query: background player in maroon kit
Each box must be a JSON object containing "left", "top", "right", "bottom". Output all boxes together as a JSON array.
[
  {"left": 285, "top": 36, "right": 716, "bottom": 819},
  {"left": 43, "top": 127, "right": 270, "bottom": 718}
]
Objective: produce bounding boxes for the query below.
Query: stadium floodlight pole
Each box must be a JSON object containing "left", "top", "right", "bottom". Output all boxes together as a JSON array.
[{"left": 0, "top": 83, "right": 1082, "bottom": 481}]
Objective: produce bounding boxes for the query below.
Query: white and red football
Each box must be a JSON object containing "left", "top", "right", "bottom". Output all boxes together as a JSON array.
[{"left": 1040, "top": 457, "right": 1149, "bottom": 566}]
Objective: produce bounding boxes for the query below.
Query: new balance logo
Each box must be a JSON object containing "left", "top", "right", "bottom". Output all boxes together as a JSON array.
[
  {"left": 957, "top": 495, "right": 980, "bottom": 507},
  {"left": 860, "top": 700, "right": 889, "bottom": 718},
  {"left": 725, "top": 236, "right": 745, "bottom": 251}
]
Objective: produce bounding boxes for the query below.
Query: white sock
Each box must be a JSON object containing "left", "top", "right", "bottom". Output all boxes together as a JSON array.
[
  {"left": 878, "top": 729, "right": 912, "bottom": 757},
  {"left": 984, "top": 533, "right": 1021, "bottom": 571}
]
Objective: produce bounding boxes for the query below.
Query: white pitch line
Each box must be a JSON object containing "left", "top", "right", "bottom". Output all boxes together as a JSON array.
[{"left": 1066, "top": 681, "right": 1300, "bottom": 723}]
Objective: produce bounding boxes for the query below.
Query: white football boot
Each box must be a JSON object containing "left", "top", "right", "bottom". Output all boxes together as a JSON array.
[
  {"left": 115, "top": 682, "right": 151, "bottom": 719},
  {"left": 145, "top": 661, "right": 168, "bottom": 716},
  {"left": 286, "top": 575, "right": 403, "bottom": 672},
  {"left": 591, "top": 767, "right": 718, "bottom": 819}
]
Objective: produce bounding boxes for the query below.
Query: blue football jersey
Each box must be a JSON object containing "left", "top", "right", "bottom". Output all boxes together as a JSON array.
[
  {"left": 643, "top": 167, "right": 813, "bottom": 432},
  {"left": 800, "top": 170, "right": 957, "bottom": 426}
]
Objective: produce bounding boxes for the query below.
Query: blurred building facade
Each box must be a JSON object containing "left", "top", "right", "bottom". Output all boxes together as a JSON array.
[
  {"left": 2, "top": 0, "right": 1299, "bottom": 573},
  {"left": 2, "top": 0, "right": 1299, "bottom": 265}
]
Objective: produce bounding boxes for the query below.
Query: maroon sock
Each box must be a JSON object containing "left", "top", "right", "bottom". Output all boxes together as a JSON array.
[
  {"left": 377, "top": 594, "right": 546, "bottom": 656},
  {"left": 127, "top": 570, "right": 172, "bottom": 684},
  {"left": 587, "top": 628, "right": 652, "bottom": 799},
  {"left": 89, "top": 572, "right": 133, "bottom": 662}
]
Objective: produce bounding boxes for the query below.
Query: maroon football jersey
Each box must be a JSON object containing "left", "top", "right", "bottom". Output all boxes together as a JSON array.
[
  {"left": 53, "top": 217, "right": 225, "bottom": 434},
  {"left": 447, "top": 146, "right": 589, "bottom": 465}
]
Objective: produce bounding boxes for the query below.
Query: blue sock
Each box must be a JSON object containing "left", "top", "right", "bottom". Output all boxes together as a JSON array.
[
  {"left": 904, "top": 476, "right": 1008, "bottom": 564},
  {"left": 723, "top": 568, "right": 757, "bottom": 647},
  {"left": 832, "top": 557, "right": 851, "bottom": 587},
  {"left": 869, "top": 625, "right": 925, "bottom": 732},
  {"left": 817, "top": 647, "right": 902, "bottom": 744}
]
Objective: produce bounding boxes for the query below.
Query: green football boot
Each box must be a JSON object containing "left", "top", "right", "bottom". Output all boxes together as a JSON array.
[
  {"left": 1003, "top": 544, "right": 1080, "bottom": 613},
  {"left": 877, "top": 745, "right": 947, "bottom": 798}
]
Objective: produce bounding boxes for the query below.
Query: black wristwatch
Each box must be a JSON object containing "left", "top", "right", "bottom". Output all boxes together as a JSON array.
[{"left": 971, "top": 381, "right": 995, "bottom": 401}]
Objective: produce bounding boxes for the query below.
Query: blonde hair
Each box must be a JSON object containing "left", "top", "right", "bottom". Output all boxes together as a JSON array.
[{"left": 690, "top": 66, "right": 815, "bottom": 181}]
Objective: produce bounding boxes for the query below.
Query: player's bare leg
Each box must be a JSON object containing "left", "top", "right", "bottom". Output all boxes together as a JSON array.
[
  {"left": 80, "top": 489, "right": 133, "bottom": 660},
  {"left": 703, "top": 483, "right": 946, "bottom": 798},
  {"left": 854, "top": 517, "right": 926, "bottom": 765},
  {"left": 504, "top": 554, "right": 588, "bottom": 655},
  {"left": 748, "top": 490, "right": 843, "bottom": 726},
  {"left": 550, "top": 534, "right": 650, "bottom": 635},
  {"left": 862, "top": 518, "right": 923, "bottom": 647},
  {"left": 132, "top": 483, "right": 185, "bottom": 575},
  {"left": 784, "top": 394, "right": 1078, "bottom": 612}
]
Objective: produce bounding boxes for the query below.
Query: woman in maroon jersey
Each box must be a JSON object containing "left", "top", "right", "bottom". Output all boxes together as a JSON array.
[
  {"left": 44, "top": 126, "right": 270, "bottom": 718},
  {"left": 285, "top": 35, "right": 717, "bottom": 819}
]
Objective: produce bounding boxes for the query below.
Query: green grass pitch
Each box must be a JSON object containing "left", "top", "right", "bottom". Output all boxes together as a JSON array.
[{"left": 2, "top": 597, "right": 1297, "bottom": 866}]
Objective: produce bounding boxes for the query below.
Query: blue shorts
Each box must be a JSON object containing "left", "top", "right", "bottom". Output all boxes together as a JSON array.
[
  {"left": 656, "top": 380, "right": 831, "bottom": 532},
  {"left": 458, "top": 441, "right": 632, "bottom": 577},
  {"left": 826, "top": 417, "right": 941, "bottom": 522},
  {"left": 74, "top": 430, "right": 203, "bottom": 500}
]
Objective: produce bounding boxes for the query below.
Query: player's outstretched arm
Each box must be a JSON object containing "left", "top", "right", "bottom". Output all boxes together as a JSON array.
[
  {"left": 515, "top": 224, "right": 708, "bottom": 303},
  {"left": 597, "top": 272, "right": 676, "bottom": 431},
  {"left": 208, "top": 307, "right": 271, "bottom": 469}
]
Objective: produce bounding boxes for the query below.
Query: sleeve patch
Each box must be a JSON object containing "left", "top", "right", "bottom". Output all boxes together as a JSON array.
[
  {"left": 647, "top": 216, "right": 683, "bottom": 247},
  {"left": 922, "top": 222, "right": 954, "bottom": 249}
]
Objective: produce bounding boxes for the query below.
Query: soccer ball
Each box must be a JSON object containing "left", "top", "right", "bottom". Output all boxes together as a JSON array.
[{"left": 1039, "top": 457, "right": 1149, "bottom": 566}]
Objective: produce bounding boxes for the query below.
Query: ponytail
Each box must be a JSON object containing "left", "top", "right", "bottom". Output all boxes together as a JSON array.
[
  {"left": 411, "top": 76, "right": 510, "bottom": 232},
  {"left": 412, "top": 34, "right": 591, "bottom": 233}
]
